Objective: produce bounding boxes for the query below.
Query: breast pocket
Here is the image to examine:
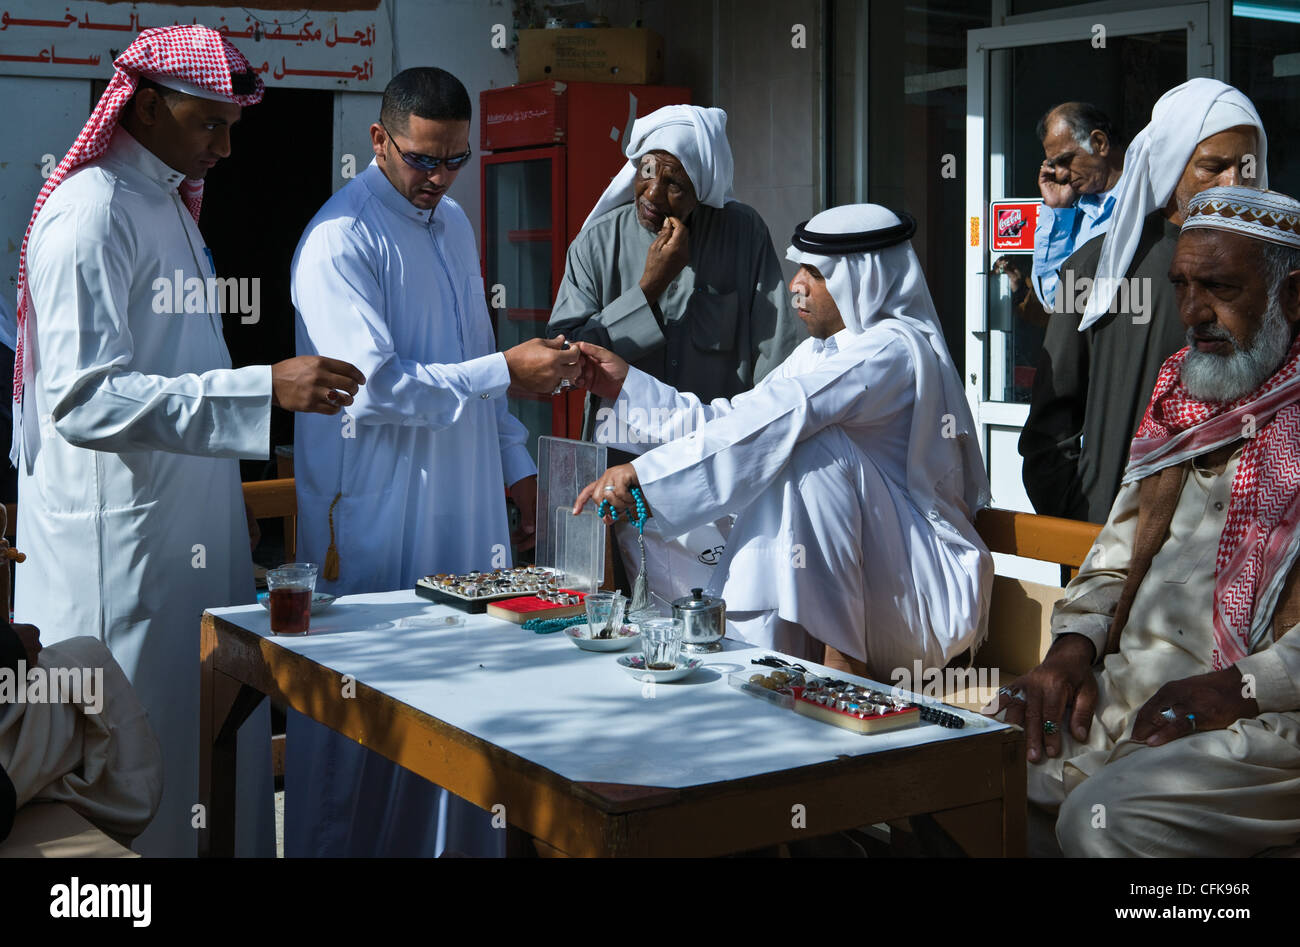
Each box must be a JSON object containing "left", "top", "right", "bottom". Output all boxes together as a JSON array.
[
  {"left": 462, "top": 274, "right": 498, "bottom": 357},
  {"left": 687, "top": 288, "right": 739, "bottom": 353}
]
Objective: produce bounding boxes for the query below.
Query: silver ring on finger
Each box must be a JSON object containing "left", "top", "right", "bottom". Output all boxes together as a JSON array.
[
  {"left": 604, "top": 485, "right": 616, "bottom": 493},
  {"left": 1159, "top": 706, "right": 1177, "bottom": 724},
  {"left": 1186, "top": 713, "right": 1197, "bottom": 732}
]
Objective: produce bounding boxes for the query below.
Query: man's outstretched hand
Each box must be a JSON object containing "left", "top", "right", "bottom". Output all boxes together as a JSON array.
[
  {"left": 573, "top": 341, "right": 629, "bottom": 401},
  {"left": 573, "top": 463, "right": 643, "bottom": 521},
  {"left": 272, "top": 356, "right": 366, "bottom": 414},
  {"left": 505, "top": 336, "right": 580, "bottom": 393}
]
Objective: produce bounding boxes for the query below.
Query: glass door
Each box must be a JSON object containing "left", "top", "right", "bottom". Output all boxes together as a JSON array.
[
  {"left": 965, "top": 4, "right": 1219, "bottom": 520},
  {"left": 482, "top": 146, "right": 567, "bottom": 462}
]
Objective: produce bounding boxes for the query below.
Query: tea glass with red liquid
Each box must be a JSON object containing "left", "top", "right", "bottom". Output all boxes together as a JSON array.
[{"left": 267, "top": 563, "right": 319, "bottom": 635}]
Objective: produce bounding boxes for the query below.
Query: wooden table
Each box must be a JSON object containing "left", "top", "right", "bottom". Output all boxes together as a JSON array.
[{"left": 199, "top": 598, "right": 1025, "bottom": 858}]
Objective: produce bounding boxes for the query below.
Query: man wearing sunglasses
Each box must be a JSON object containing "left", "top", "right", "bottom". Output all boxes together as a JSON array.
[{"left": 287, "top": 67, "right": 577, "bottom": 858}]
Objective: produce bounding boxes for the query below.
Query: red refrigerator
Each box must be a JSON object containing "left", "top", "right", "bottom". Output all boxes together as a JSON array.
[{"left": 479, "top": 80, "right": 690, "bottom": 454}]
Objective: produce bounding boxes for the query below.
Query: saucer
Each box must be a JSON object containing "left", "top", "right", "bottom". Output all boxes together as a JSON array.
[
  {"left": 565, "top": 622, "right": 640, "bottom": 652},
  {"left": 617, "top": 653, "right": 703, "bottom": 682}
]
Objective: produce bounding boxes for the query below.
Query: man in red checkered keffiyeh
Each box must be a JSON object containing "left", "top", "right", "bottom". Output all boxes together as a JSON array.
[
  {"left": 989, "top": 185, "right": 1300, "bottom": 858},
  {"left": 12, "top": 24, "right": 365, "bottom": 858},
  {"left": 11, "top": 24, "right": 265, "bottom": 464}
]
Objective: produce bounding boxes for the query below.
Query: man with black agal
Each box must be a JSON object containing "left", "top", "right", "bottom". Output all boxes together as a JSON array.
[{"left": 572, "top": 205, "right": 993, "bottom": 682}]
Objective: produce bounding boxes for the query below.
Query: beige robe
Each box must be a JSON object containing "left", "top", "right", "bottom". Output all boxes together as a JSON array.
[
  {"left": 1031, "top": 447, "right": 1300, "bottom": 856},
  {"left": 0, "top": 636, "right": 162, "bottom": 845}
]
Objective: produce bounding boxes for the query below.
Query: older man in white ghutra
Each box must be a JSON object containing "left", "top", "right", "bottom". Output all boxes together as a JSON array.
[
  {"left": 991, "top": 186, "right": 1300, "bottom": 857},
  {"left": 573, "top": 205, "right": 992, "bottom": 680}
]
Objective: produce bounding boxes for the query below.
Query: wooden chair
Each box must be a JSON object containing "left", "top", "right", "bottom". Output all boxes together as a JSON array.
[{"left": 243, "top": 478, "right": 298, "bottom": 561}]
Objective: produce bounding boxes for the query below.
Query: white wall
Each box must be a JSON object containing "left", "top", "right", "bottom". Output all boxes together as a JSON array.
[
  {"left": 657, "top": 0, "right": 824, "bottom": 281},
  {"left": 332, "top": 0, "right": 519, "bottom": 253},
  {"left": 0, "top": 78, "right": 93, "bottom": 306}
]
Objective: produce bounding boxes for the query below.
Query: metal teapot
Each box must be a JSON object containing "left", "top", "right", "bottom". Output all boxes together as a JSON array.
[{"left": 672, "top": 587, "right": 726, "bottom": 652}]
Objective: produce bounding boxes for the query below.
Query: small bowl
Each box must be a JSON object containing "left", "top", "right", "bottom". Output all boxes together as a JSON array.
[{"left": 564, "top": 622, "right": 640, "bottom": 652}]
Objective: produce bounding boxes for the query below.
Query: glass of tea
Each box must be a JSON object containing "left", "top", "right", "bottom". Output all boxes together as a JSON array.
[
  {"left": 267, "top": 562, "right": 319, "bottom": 636},
  {"left": 640, "top": 617, "right": 684, "bottom": 671}
]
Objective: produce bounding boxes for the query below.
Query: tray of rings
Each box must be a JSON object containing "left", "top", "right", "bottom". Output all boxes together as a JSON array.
[
  {"left": 730, "top": 660, "right": 969, "bottom": 735},
  {"left": 415, "top": 566, "right": 585, "bottom": 615}
]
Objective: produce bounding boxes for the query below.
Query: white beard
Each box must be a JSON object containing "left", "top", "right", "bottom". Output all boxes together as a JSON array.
[{"left": 1180, "top": 296, "right": 1292, "bottom": 403}]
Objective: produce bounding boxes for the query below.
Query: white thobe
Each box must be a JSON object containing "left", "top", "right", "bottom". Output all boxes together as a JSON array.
[
  {"left": 599, "top": 323, "right": 992, "bottom": 675},
  {"left": 287, "top": 161, "right": 534, "bottom": 857},
  {"left": 14, "top": 126, "right": 275, "bottom": 857}
]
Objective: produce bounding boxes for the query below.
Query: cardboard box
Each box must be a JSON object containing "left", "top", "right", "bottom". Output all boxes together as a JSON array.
[{"left": 517, "top": 28, "right": 664, "bottom": 84}]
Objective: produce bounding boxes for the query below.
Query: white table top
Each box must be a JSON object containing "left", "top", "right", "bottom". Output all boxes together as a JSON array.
[{"left": 209, "top": 590, "right": 1011, "bottom": 790}]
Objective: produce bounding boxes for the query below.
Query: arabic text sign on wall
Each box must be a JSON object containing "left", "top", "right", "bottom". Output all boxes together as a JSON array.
[{"left": 0, "top": 2, "right": 391, "bottom": 90}]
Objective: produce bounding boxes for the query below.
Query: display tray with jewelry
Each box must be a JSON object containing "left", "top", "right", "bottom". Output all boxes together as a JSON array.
[
  {"left": 414, "top": 566, "right": 586, "bottom": 618},
  {"left": 729, "top": 656, "right": 972, "bottom": 735}
]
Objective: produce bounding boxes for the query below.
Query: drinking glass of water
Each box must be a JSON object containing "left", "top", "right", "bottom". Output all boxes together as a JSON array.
[{"left": 641, "top": 617, "right": 684, "bottom": 670}]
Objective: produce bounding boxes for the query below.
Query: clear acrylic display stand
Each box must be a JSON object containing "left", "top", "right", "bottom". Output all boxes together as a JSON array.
[{"left": 536, "top": 436, "right": 607, "bottom": 593}]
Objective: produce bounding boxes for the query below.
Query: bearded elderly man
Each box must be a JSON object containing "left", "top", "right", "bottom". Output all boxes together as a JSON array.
[
  {"left": 1021, "top": 79, "right": 1268, "bottom": 524},
  {"left": 572, "top": 205, "right": 992, "bottom": 679},
  {"left": 992, "top": 187, "right": 1300, "bottom": 858}
]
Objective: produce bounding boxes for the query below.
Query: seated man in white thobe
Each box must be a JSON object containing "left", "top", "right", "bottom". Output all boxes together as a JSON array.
[
  {"left": 989, "top": 187, "right": 1300, "bottom": 857},
  {"left": 288, "top": 67, "right": 581, "bottom": 857},
  {"left": 13, "top": 26, "right": 365, "bottom": 857},
  {"left": 573, "top": 205, "right": 993, "bottom": 680}
]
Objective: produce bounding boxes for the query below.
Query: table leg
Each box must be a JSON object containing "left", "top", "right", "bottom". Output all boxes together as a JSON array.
[
  {"left": 199, "top": 617, "right": 267, "bottom": 857},
  {"left": 910, "top": 736, "right": 1027, "bottom": 857}
]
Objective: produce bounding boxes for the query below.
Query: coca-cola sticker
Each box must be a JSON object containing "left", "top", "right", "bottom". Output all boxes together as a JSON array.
[{"left": 989, "top": 200, "right": 1040, "bottom": 252}]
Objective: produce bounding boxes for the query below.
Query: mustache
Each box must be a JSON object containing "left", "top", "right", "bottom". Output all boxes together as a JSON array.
[{"left": 1188, "top": 324, "right": 1233, "bottom": 344}]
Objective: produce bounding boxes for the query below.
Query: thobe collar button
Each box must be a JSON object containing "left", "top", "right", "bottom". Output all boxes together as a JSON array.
[{"left": 106, "top": 127, "right": 189, "bottom": 192}]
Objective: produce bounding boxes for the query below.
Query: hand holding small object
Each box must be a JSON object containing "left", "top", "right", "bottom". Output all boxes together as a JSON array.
[
  {"left": 572, "top": 341, "right": 628, "bottom": 400},
  {"left": 505, "top": 335, "right": 580, "bottom": 393},
  {"left": 573, "top": 464, "right": 644, "bottom": 520}
]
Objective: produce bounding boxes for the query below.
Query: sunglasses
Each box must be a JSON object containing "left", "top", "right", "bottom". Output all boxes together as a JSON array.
[{"left": 381, "top": 120, "right": 473, "bottom": 171}]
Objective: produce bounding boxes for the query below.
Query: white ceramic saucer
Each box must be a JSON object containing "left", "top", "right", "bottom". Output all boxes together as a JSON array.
[
  {"left": 617, "top": 653, "right": 703, "bottom": 682},
  {"left": 565, "top": 622, "right": 640, "bottom": 652}
]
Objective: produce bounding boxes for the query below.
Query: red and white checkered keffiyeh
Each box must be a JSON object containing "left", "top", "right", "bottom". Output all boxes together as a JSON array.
[
  {"left": 10, "top": 24, "right": 263, "bottom": 465},
  {"left": 1125, "top": 334, "right": 1300, "bottom": 669}
]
